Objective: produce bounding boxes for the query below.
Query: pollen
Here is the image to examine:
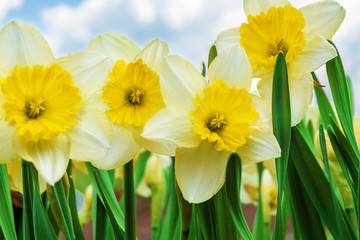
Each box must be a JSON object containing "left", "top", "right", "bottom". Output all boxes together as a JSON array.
[
  {"left": 102, "top": 59, "right": 165, "bottom": 128},
  {"left": 129, "top": 89, "right": 145, "bottom": 104},
  {"left": 26, "top": 98, "right": 45, "bottom": 119},
  {"left": 240, "top": 5, "right": 306, "bottom": 70},
  {"left": 189, "top": 80, "right": 258, "bottom": 152}
]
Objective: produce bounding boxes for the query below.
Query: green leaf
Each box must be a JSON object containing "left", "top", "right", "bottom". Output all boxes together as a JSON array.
[
  {"left": 252, "top": 163, "right": 266, "bottom": 240},
  {"left": 290, "top": 127, "right": 356, "bottom": 239},
  {"left": 175, "top": 181, "right": 192, "bottom": 240},
  {"left": 208, "top": 45, "right": 217, "bottom": 68},
  {"left": 21, "top": 160, "right": 34, "bottom": 240},
  {"left": 326, "top": 41, "right": 359, "bottom": 157},
  {"left": 201, "top": 62, "right": 206, "bottom": 77},
  {"left": 67, "top": 164, "right": 85, "bottom": 240},
  {"left": 194, "top": 200, "right": 215, "bottom": 240},
  {"left": 0, "top": 164, "right": 17, "bottom": 240},
  {"left": 123, "top": 160, "right": 136, "bottom": 240},
  {"left": 225, "top": 153, "right": 252, "bottom": 240},
  {"left": 53, "top": 180, "right": 76, "bottom": 240},
  {"left": 271, "top": 51, "right": 291, "bottom": 240},
  {"left": 311, "top": 72, "right": 338, "bottom": 128},
  {"left": 287, "top": 156, "right": 326, "bottom": 240},
  {"left": 134, "top": 151, "right": 150, "bottom": 188}
]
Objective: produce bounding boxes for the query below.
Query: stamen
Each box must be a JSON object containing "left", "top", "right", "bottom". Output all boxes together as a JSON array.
[
  {"left": 129, "top": 88, "right": 145, "bottom": 104},
  {"left": 27, "top": 98, "right": 45, "bottom": 119},
  {"left": 207, "top": 113, "right": 227, "bottom": 131},
  {"left": 271, "top": 39, "right": 284, "bottom": 56}
]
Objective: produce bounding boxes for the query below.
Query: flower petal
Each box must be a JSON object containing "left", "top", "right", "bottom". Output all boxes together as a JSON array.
[
  {"left": 257, "top": 74, "right": 313, "bottom": 126},
  {"left": 0, "top": 120, "right": 18, "bottom": 163},
  {"left": 87, "top": 32, "right": 140, "bottom": 63},
  {"left": 159, "top": 55, "right": 206, "bottom": 111},
  {"left": 67, "top": 103, "right": 113, "bottom": 162},
  {"left": 251, "top": 94, "right": 272, "bottom": 128},
  {"left": 300, "top": 0, "right": 345, "bottom": 41},
  {"left": 237, "top": 126, "right": 281, "bottom": 164},
  {"left": 208, "top": 45, "right": 252, "bottom": 90},
  {"left": 134, "top": 39, "right": 169, "bottom": 73},
  {"left": 243, "top": 0, "right": 290, "bottom": 17},
  {"left": 55, "top": 51, "right": 113, "bottom": 100},
  {"left": 91, "top": 125, "right": 141, "bottom": 170},
  {"left": 215, "top": 27, "right": 240, "bottom": 53},
  {"left": 175, "top": 141, "right": 228, "bottom": 203},
  {"left": 13, "top": 133, "right": 70, "bottom": 185},
  {"left": 289, "top": 35, "right": 337, "bottom": 80},
  {"left": 0, "top": 21, "right": 54, "bottom": 69},
  {"left": 141, "top": 107, "right": 200, "bottom": 154}
]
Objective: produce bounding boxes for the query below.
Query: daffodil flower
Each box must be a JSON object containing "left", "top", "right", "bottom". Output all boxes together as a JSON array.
[
  {"left": 141, "top": 45, "right": 281, "bottom": 203},
  {"left": 0, "top": 21, "right": 113, "bottom": 185},
  {"left": 70, "top": 33, "right": 169, "bottom": 170},
  {"left": 215, "top": 0, "right": 345, "bottom": 125}
]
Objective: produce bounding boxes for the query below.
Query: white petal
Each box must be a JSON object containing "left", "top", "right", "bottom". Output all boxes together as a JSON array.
[
  {"left": 7, "top": 159, "right": 23, "bottom": 193},
  {"left": 141, "top": 107, "right": 201, "bottom": 153},
  {"left": 237, "top": 126, "right": 281, "bottom": 164},
  {"left": 0, "top": 120, "right": 18, "bottom": 163},
  {"left": 87, "top": 32, "right": 140, "bottom": 63},
  {"left": 289, "top": 35, "right": 337, "bottom": 80},
  {"left": 257, "top": 74, "right": 314, "bottom": 126},
  {"left": 13, "top": 133, "right": 70, "bottom": 186},
  {"left": 215, "top": 27, "right": 240, "bottom": 53},
  {"left": 251, "top": 94, "right": 272, "bottom": 128},
  {"left": 134, "top": 39, "right": 169, "bottom": 73},
  {"left": 208, "top": 45, "right": 252, "bottom": 90},
  {"left": 68, "top": 103, "right": 113, "bottom": 162},
  {"left": 54, "top": 51, "right": 113, "bottom": 100},
  {"left": 175, "top": 141, "right": 228, "bottom": 203},
  {"left": 0, "top": 21, "right": 54, "bottom": 69},
  {"left": 243, "top": 0, "right": 290, "bottom": 17},
  {"left": 159, "top": 55, "right": 206, "bottom": 111},
  {"left": 91, "top": 125, "right": 141, "bottom": 170},
  {"left": 300, "top": 0, "right": 346, "bottom": 41}
]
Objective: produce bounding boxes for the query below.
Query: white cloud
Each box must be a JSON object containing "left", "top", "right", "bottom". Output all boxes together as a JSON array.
[
  {"left": 129, "top": 0, "right": 157, "bottom": 23},
  {"left": 42, "top": 0, "right": 123, "bottom": 57},
  {"left": 0, "top": 0, "right": 23, "bottom": 24}
]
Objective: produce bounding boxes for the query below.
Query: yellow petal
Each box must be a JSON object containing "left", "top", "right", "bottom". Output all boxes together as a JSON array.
[
  {"left": 208, "top": 45, "right": 252, "bottom": 91},
  {"left": 300, "top": 0, "right": 345, "bottom": 41},
  {"left": 91, "top": 125, "right": 141, "bottom": 170},
  {"left": 87, "top": 32, "right": 140, "bottom": 63},
  {"left": 68, "top": 103, "right": 113, "bottom": 162},
  {"left": 0, "top": 21, "right": 54, "bottom": 69},
  {"left": 141, "top": 107, "right": 201, "bottom": 154},
  {"left": 13, "top": 133, "right": 70, "bottom": 185},
  {"left": 237, "top": 126, "right": 281, "bottom": 164},
  {"left": 0, "top": 120, "right": 18, "bottom": 163},
  {"left": 159, "top": 55, "right": 206, "bottom": 111},
  {"left": 54, "top": 51, "right": 113, "bottom": 100},
  {"left": 243, "top": 0, "right": 290, "bottom": 17},
  {"left": 175, "top": 141, "right": 228, "bottom": 203},
  {"left": 215, "top": 27, "right": 240, "bottom": 53},
  {"left": 134, "top": 39, "right": 169, "bottom": 73}
]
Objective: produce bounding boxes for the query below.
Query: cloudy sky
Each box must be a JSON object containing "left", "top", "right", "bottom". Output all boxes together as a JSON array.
[{"left": 2, "top": 0, "right": 360, "bottom": 114}]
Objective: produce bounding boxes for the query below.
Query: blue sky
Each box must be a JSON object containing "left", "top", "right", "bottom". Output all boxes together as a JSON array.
[{"left": 2, "top": 0, "right": 360, "bottom": 115}]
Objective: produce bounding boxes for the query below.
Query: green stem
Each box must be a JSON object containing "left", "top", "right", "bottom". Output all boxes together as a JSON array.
[{"left": 124, "top": 160, "right": 136, "bottom": 240}]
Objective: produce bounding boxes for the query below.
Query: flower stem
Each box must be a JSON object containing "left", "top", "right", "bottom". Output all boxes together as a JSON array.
[{"left": 124, "top": 160, "right": 136, "bottom": 240}]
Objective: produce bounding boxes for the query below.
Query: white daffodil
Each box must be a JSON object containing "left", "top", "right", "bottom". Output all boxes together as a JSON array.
[
  {"left": 0, "top": 21, "right": 113, "bottom": 185},
  {"left": 141, "top": 45, "right": 281, "bottom": 203},
  {"left": 215, "top": 0, "right": 345, "bottom": 125},
  {"left": 76, "top": 33, "right": 170, "bottom": 170}
]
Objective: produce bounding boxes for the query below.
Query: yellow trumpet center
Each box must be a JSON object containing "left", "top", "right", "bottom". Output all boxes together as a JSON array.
[
  {"left": 240, "top": 5, "right": 306, "bottom": 71},
  {"left": 189, "top": 80, "right": 258, "bottom": 152},
  {"left": 1, "top": 64, "right": 81, "bottom": 142},
  {"left": 102, "top": 59, "right": 165, "bottom": 128}
]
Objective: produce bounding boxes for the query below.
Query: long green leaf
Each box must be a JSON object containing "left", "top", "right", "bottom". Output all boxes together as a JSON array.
[
  {"left": 326, "top": 41, "right": 359, "bottom": 157},
  {"left": 290, "top": 127, "right": 356, "bottom": 239},
  {"left": 208, "top": 45, "right": 217, "bottom": 68},
  {"left": 272, "top": 52, "right": 291, "bottom": 240},
  {"left": 21, "top": 160, "right": 34, "bottom": 240},
  {"left": 123, "top": 160, "right": 136, "bottom": 240},
  {"left": 53, "top": 180, "right": 76, "bottom": 240},
  {"left": 225, "top": 153, "right": 253, "bottom": 240},
  {"left": 0, "top": 164, "right": 17, "bottom": 240}
]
